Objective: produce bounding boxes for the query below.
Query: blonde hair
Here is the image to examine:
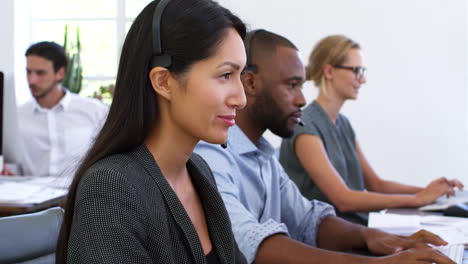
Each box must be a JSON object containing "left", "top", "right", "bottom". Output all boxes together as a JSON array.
[{"left": 305, "top": 35, "right": 360, "bottom": 93}]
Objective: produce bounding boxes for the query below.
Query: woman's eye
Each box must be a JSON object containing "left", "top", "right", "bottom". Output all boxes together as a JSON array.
[
  {"left": 220, "top": 72, "right": 233, "bottom": 80},
  {"left": 289, "top": 83, "right": 297, "bottom": 89}
]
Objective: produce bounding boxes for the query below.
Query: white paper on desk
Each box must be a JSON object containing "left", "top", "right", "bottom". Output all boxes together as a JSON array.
[
  {"left": 26, "top": 176, "right": 72, "bottom": 189},
  {"left": 419, "top": 215, "right": 468, "bottom": 244},
  {"left": 370, "top": 213, "right": 468, "bottom": 244},
  {"left": 0, "top": 175, "right": 34, "bottom": 182},
  {"left": 422, "top": 224, "right": 468, "bottom": 244},
  {"left": 368, "top": 213, "right": 421, "bottom": 236},
  {"left": 0, "top": 182, "right": 67, "bottom": 204},
  {"left": 0, "top": 182, "right": 43, "bottom": 202},
  {"left": 0, "top": 175, "right": 71, "bottom": 189},
  {"left": 421, "top": 215, "right": 468, "bottom": 226}
]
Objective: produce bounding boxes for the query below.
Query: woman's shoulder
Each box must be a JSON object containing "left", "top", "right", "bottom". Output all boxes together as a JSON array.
[
  {"left": 78, "top": 151, "right": 147, "bottom": 193},
  {"left": 87, "top": 152, "right": 136, "bottom": 176},
  {"left": 337, "top": 113, "right": 354, "bottom": 129},
  {"left": 302, "top": 102, "right": 327, "bottom": 124}
]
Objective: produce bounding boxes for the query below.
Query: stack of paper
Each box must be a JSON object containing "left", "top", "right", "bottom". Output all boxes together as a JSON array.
[{"left": 368, "top": 213, "right": 420, "bottom": 236}]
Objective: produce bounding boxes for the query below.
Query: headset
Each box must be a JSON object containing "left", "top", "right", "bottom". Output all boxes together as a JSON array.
[{"left": 150, "top": 0, "right": 172, "bottom": 69}]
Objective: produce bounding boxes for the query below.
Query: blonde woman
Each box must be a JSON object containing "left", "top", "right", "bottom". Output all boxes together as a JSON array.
[{"left": 279, "top": 35, "right": 463, "bottom": 225}]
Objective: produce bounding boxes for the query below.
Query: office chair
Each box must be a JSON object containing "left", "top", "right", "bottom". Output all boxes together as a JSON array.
[{"left": 0, "top": 207, "right": 64, "bottom": 264}]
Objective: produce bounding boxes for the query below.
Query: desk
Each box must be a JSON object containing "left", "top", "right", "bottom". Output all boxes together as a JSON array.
[
  {"left": 0, "top": 195, "right": 65, "bottom": 216},
  {"left": 0, "top": 176, "right": 69, "bottom": 216}
]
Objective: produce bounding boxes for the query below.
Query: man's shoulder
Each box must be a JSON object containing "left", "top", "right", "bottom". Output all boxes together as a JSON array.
[
  {"left": 195, "top": 141, "right": 236, "bottom": 160},
  {"left": 66, "top": 93, "right": 109, "bottom": 117},
  {"left": 194, "top": 141, "right": 239, "bottom": 173},
  {"left": 69, "top": 93, "right": 106, "bottom": 107}
]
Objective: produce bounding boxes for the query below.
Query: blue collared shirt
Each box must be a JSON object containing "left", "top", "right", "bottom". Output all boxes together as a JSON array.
[{"left": 195, "top": 125, "right": 335, "bottom": 263}]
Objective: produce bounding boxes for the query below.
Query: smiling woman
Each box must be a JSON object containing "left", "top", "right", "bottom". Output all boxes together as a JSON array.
[
  {"left": 55, "top": 0, "right": 247, "bottom": 263},
  {"left": 279, "top": 35, "right": 463, "bottom": 226}
]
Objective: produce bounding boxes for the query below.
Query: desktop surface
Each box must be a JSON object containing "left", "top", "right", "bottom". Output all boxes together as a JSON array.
[{"left": 0, "top": 175, "right": 68, "bottom": 216}]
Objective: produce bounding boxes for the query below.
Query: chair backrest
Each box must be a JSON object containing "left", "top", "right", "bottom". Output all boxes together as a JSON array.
[{"left": 0, "top": 207, "right": 64, "bottom": 264}]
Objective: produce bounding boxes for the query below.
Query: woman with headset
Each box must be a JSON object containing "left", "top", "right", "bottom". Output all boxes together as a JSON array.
[
  {"left": 280, "top": 35, "right": 463, "bottom": 225},
  {"left": 56, "top": 0, "right": 247, "bottom": 263}
]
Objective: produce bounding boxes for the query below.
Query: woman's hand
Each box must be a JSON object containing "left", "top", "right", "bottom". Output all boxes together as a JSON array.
[{"left": 415, "top": 177, "right": 464, "bottom": 206}]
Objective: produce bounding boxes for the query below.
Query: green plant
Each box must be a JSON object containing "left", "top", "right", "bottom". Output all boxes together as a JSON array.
[
  {"left": 62, "top": 25, "right": 83, "bottom": 94},
  {"left": 92, "top": 83, "right": 114, "bottom": 105}
]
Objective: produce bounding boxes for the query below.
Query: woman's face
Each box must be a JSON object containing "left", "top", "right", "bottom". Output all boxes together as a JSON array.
[
  {"left": 169, "top": 28, "right": 247, "bottom": 144},
  {"left": 330, "top": 48, "right": 366, "bottom": 101}
]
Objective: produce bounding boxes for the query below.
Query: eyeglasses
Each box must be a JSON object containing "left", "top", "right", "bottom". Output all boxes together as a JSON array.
[{"left": 333, "top": 65, "right": 367, "bottom": 80}]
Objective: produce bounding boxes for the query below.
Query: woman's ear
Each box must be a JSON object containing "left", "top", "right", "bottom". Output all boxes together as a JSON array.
[
  {"left": 149, "top": 67, "right": 173, "bottom": 101},
  {"left": 323, "top": 64, "right": 334, "bottom": 80}
]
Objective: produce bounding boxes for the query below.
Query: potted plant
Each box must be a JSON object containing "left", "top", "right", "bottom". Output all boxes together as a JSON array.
[{"left": 62, "top": 25, "right": 83, "bottom": 94}]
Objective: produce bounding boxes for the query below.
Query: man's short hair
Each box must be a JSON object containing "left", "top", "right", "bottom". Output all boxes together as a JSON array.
[
  {"left": 25, "top": 41, "right": 67, "bottom": 72},
  {"left": 245, "top": 29, "right": 298, "bottom": 68}
]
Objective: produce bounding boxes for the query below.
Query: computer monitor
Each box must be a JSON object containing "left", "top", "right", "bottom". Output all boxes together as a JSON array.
[{"left": 1, "top": 71, "right": 23, "bottom": 166}]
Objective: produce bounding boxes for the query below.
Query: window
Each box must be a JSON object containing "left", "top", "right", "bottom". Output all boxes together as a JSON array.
[{"left": 29, "top": 0, "right": 151, "bottom": 96}]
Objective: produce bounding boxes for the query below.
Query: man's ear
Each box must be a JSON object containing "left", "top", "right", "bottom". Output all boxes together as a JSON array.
[
  {"left": 241, "top": 71, "right": 261, "bottom": 96},
  {"left": 56, "top": 66, "right": 66, "bottom": 81},
  {"left": 323, "top": 64, "right": 334, "bottom": 80},
  {"left": 149, "top": 67, "right": 172, "bottom": 101}
]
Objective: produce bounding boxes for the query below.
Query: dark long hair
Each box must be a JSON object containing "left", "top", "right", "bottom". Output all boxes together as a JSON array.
[{"left": 56, "top": 0, "right": 245, "bottom": 262}]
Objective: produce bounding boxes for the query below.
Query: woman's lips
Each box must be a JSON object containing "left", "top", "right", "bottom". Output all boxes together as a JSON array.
[{"left": 218, "top": 115, "right": 236, "bottom": 126}]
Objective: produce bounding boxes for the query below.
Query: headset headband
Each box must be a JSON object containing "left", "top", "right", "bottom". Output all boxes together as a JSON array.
[{"left": 150, "top": 0, "right": 172, "bottom": 68}]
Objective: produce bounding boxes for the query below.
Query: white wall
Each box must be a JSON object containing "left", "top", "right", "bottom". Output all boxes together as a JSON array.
[
  {"left": 14, "top": 0, "right": 32, "bottom": 106},
  {"left": 0, "top": 0, "right": 30, "bottom": 105},
  {"left": 0, "top": 0, "right": 15, "bottom": 92},
  {"left": 218, "top": 0, "right": 468, "bottom": 186}
]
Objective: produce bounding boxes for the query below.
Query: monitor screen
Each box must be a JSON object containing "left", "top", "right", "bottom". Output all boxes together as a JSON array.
[
  {"left": 1, "top": 71, "right": 22, "bottom": 165},
  {"left": 0, "top": 71, "right": 3, "bottom": 155}
]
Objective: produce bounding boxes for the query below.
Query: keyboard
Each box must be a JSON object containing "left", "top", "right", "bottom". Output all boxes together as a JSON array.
[{"left": 436, "top": 244, "right": 465, "bottom": 264}]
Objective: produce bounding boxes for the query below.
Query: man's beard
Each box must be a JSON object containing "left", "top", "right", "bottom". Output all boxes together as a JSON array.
[
  {"left": 31, "top": 81, "right": 58, "bottom": 99},
  {"left": 249, "top": 89, "right": 293, "bottom": 139}
]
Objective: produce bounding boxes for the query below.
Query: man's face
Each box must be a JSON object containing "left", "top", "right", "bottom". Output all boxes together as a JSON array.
[
  {"left": 26, "top": 55, "right": 64, "bottom": 99},
  {"left": 249, "top": 46, "right": 306, "bottom": 138}
]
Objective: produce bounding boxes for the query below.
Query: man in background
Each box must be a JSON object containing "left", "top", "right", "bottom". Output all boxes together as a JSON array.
[
  {"left": 195, "top": 29, "right": 453, "bottom": 264},
  {"left": 2, "top": 41, "right": 108, "bottom": 177}
]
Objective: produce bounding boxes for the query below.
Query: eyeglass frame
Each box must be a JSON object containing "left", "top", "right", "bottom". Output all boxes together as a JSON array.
[{"left": 333, "top": 65, "right": 367, "bottom": 80}]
